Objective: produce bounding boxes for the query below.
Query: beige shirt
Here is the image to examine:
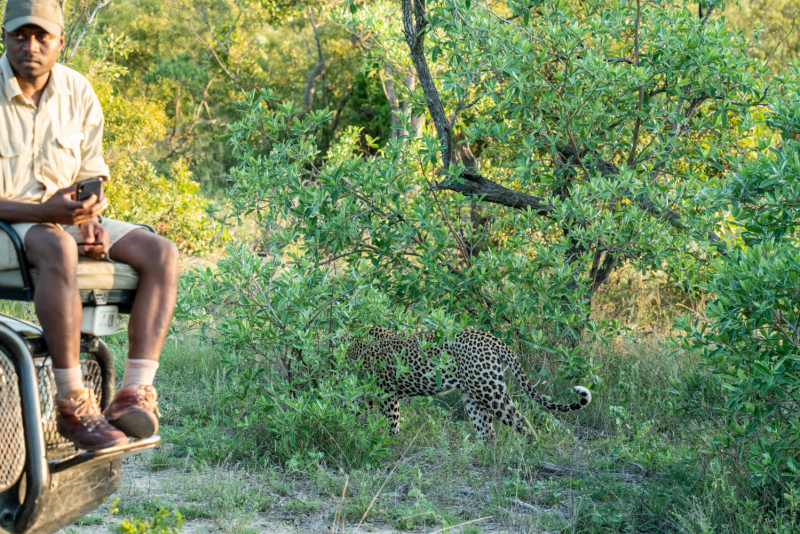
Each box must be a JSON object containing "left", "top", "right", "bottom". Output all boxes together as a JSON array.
[{"left": 0, "top": 53, "right": 109, "bottom": 204}]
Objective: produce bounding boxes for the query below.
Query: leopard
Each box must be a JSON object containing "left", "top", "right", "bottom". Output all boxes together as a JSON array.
[{"left": 346, "top": 326, "right": 592, "bottom": 442}]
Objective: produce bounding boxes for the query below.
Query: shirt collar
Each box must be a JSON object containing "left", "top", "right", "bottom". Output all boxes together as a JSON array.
[
  {"left": 0, "top": 54, "right": 22, "bottom": 101},
  {"left": 0, "top": 54, "right": 71, "bottom": 103}
]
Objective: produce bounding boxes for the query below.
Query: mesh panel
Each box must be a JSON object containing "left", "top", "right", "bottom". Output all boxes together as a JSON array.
[
  {"left": 37, "top": 359, "right": 104, "bottom": 455},
  {"left": 0, "top": 351, "right": 25, "bottom": 492}
]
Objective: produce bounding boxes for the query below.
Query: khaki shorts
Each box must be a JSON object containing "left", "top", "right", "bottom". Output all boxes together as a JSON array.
[{"left": 0, "top": 218, "right": 144, "bottom": 271}]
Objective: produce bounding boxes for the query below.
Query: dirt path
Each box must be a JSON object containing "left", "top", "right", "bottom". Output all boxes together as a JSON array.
[{"left": 60, "top": 452, "right": 540, "bottom": 534}]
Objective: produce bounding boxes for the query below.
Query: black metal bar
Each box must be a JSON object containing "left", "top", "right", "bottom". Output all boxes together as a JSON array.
[
  {"left": 0, "top": 222, "right": 34, "bottom": 299},
  {"left": 82, "top": 337, "right": 115, "bottom": 411},
  {"left": 0, "top": 324, "right": 48, "bottom": 533}
]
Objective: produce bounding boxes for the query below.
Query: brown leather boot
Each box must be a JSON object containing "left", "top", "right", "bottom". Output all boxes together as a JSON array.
[
  {"left": 56, "top": 388, "right": 129, "bottom": 451},
  {"left": 103, "top": 385, "right": 160, "bottom": 439}
]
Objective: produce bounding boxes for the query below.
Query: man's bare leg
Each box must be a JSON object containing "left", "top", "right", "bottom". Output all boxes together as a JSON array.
[
  {"left": 25, "top": 225, "right": 81, "bottom": 371},
  {"left": 103, "top": 229, "right": 178, "bottom": 439},
  {"left": 25, "top": 225, "right": 128, "bottom": 450},
  {"left": 109, "top": 229, "right": 179, "bottom": 362}
]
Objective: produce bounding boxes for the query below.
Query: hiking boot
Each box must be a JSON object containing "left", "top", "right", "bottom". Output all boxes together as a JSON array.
[
  {"left": 103, "top": 385, "right": 160, "bottom": 439},
  {"left": 56, "top": 388, "right": 129, "bottom": 451}
]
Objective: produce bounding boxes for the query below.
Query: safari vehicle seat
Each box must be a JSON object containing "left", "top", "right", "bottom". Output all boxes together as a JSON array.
[
  {"left": 0, "top": 222, "right": 140, "bottom": 311},
  {"left": 0, "top": 221, "right": 161, "bottom": 534}
]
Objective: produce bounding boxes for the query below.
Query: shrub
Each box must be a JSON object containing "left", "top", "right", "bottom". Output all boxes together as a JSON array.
[
  {"left": 104, "top": 158, "right": 213, "bottom": 254},
  {"left": 677, "top": 68, "right": 800, "bottom": 495},
  {"left": 177, "top": 242, "right": 399, "bottom": 467}
]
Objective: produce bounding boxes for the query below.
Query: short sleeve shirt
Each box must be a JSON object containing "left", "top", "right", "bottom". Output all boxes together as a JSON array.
[{"left": 0, "top": 53, "right": 110, "bottom": 204}]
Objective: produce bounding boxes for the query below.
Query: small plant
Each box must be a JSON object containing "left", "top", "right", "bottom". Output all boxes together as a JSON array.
[{"left": 110, "top": 499, "right": 185, "bottom": 534}]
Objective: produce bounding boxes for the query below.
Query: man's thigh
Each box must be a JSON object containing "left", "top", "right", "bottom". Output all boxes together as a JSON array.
[
  {"left": 0, "top": 222, "right": 59, "bottom": 269},
  {"left": 62, "top": 219, "right": 145, "bottom": 261}
]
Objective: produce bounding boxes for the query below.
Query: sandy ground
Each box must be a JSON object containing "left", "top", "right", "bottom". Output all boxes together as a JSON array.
[{"left": 58, "top": 451, "right": 561, "bottom": 534}]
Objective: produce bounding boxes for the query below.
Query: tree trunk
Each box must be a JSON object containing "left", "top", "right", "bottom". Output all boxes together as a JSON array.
[{"left": 381, "top": 65, "right": 407, "bottom": 139}]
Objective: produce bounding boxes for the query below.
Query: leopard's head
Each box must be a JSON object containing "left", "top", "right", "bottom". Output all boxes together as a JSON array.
[{"left": 345, "top": 326, "right": 394, "bottom": 360}]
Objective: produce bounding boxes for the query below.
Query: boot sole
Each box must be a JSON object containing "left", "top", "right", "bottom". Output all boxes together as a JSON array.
[{"left": 108, "top": 412, "right": 158, "bottom": 439}]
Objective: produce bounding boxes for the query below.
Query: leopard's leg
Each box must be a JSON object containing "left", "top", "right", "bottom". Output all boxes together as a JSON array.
[
  {"left": 356, "top": 399, "right": 375, "bottom": 428},
  {"left": 488, "top": 391, "right": 537, "bottom": 443},
  {"left": 380, "top": 396, "right": 401, "bottom": 435},
  {"left": 462, "top": 392, "right": 495, "bottom": 441}
]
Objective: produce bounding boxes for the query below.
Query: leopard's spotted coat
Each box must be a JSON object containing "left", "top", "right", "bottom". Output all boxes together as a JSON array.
[{"left": 347, "top": 326, "right": 592, "bottom": 442}]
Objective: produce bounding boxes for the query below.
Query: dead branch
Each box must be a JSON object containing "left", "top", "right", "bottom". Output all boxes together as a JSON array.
[
  {"left": 62, "top": 0, "right": 112, "bottom": 64},
  {"left": 537, "top": 461, "right": 652, "bottom": 481}
]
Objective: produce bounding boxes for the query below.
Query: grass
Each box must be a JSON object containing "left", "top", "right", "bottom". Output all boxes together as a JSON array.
[
  {"left": 54, "top": 329, "right": 792, "bottom": 533},
  {"left": 0, "top": 275, "right": 787, "bottom": 533}
]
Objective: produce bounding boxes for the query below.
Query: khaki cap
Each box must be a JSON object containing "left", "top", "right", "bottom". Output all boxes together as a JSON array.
[{"left": 3, "top": 0, "right": 64, "bottom": 36}]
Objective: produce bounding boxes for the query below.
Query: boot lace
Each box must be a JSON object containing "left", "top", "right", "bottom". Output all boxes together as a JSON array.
[
  {"left": 136, "top": 385, "right": 161, "bottom": 418},
  {"left": 71, "top": 390, "right": 108, "bottom": 432}
]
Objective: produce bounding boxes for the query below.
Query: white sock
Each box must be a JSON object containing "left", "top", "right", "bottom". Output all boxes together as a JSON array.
[
  {"left": 121, "top": 359, "right": 160, "bottom": 390},
  {"left": 53, "top": 366, "right": 84, "bottom": 399}
]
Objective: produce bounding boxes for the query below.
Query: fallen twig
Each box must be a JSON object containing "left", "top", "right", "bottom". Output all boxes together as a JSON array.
[
  {"left": 537, "top": 461, "right": 652, "bottom": 480},
  {"left": 509, "top": 498, "right": 565, "bottom": 517}
]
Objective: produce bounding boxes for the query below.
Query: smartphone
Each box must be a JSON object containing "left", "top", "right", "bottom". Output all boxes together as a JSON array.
[{"left": 75, "top": 178, "right": 104, "bottom": 202}]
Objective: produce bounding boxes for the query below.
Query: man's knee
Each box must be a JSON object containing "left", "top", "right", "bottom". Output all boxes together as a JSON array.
[
  {"left": 115, "top": 232, "right": 179, "bottom": 275},
  {"left": 25, "top": 226, "right": 78, "bottom": 270},
  {"left": 153, "top": 237, "right": 179, "bottom": 273}
]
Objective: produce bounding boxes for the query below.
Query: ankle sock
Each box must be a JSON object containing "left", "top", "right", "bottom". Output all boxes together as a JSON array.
[
  {"left": 53, "top": 366, "right": 84, "bottom": 399},
  {"left": 121, "top": 359, "right": 159, "bottom": 390}
]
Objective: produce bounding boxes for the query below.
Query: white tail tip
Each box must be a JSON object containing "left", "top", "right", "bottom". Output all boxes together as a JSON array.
[{"left": 573, "top": 386, "right": 592, "bottom": 405}]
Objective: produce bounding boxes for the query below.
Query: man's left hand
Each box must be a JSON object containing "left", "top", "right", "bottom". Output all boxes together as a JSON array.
[{"left": 80, "top": 218, "right": 110, "bottom": 260}]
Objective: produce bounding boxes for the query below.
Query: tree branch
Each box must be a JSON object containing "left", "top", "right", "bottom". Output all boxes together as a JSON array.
[
  {"left": 61, "top": 0, "right": 112, "bottom": 64},
  {"left": 435, "top": 170, "right": 552, "bottom": 215},
  {"left": 401, "top": 0, "right": 454, "bottom": 166},
  {"left": 558, "top": 145, "right": 728, "bottom": 252},
  {"left": 303, "top": 60, "right": 328, "bottom": 110},
  {"left": 627, "top": 0, "right": 644, "bottom": 166}
]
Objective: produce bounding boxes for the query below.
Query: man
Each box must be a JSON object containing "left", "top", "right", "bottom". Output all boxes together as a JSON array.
[{"left": 0, "top": 0, "right": 179, "bottom": 450}]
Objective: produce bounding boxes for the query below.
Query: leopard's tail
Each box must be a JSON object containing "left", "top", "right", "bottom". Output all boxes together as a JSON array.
[{"left": 496, "top": 343, "right": 592, "bottom": 412}]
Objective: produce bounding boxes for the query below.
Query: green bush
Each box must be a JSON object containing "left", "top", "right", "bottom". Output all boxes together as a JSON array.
[
  {"left": 104, "top": 157, "right": 214, "bottom": 254},
  {"left": 83, "top": 35, "right": 214, "bottom": 253},
  {"left": 177, "top": 242, "right": 395, "bottom": 467},
  {"left": 678, "top": 68, "right": 800, "bottom": 495},
  {"left": 110, "top": 499, "right": 185, "bottom": 534}
]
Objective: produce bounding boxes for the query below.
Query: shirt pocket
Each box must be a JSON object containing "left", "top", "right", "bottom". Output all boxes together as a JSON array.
[
  {"left": 55, "top": 131, "right": 84, "bottom": 183},
  {"left": 0, "top": 140, "right": 22, "bottom": 200}
]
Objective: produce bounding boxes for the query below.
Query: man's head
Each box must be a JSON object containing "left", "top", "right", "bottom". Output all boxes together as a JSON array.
[{"left": 2, "top": 0, "right": 64, "bottom": 80}]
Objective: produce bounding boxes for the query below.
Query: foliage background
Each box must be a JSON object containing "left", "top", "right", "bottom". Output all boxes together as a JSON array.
[{"left": 15, "top": 0, "right": 800, "bottom": 531}]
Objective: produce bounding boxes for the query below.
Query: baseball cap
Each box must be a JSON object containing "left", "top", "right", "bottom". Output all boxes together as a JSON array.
[{"left": 3, "top": 0, "right": 64, "bottom": 36}]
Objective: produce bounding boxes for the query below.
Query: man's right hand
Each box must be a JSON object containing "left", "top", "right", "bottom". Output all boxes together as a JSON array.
[{"left": 36, "top": 185, "right": 109, "bottom": 225}]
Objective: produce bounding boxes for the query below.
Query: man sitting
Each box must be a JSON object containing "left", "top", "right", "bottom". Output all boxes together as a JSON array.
[{"left": 0, "top": 0, "right": 179, "bottom": 450}]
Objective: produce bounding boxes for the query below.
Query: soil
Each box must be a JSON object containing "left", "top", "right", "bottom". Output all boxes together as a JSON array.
[{"left": 61, "top": 452, "right": 557, "bottom": 534}]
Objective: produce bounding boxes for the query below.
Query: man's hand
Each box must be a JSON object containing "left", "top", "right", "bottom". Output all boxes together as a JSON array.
[
  {"left": 80, "top": 218, "right": 110, "bottom": 260},
  {"left": 36, "top": 184, "right": 108, "bottom": 225}
]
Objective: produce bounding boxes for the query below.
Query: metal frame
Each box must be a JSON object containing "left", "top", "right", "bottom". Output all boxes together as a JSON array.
[
  {"left": 0, "top": 223, "right": 34, "bottom": 301},
  {"left": 0, "top": 324, "right": 47, "bottom": 533}
]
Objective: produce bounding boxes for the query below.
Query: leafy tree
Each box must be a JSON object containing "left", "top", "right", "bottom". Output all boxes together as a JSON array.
[
  {"left": 179, "top": 0, "right": 779, "bottom": 460},
  {"left": 726, "top": 0, "right": 800, "bottom": 71},
  {"left": 221, "top": 0, "right": 768, "bottom": 344},
  {"left": 91, "top": 0, "right": 367, "bottom": 191}
]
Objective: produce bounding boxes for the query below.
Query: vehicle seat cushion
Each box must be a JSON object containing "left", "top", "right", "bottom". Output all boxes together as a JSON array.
[{"left": 0, "top": 260, "right": 139, "bottom": 290}]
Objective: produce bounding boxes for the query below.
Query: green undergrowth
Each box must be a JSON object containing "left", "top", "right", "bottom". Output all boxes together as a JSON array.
[
  {"left": 0, "top": 302, "right": 793, "bottom": 531},
  {"left": 95, "top": 327, "right": 798, "bottom": 533}
]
